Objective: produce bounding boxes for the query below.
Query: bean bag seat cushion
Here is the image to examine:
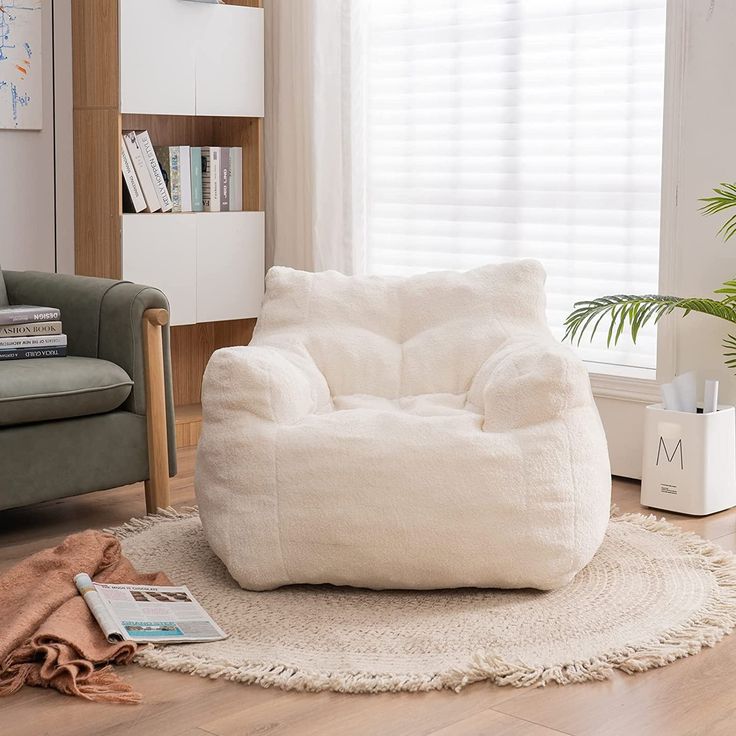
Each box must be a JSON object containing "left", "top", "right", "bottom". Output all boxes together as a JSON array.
[{"left": 195, "top": 259, "right": 611, "bottom": 591}]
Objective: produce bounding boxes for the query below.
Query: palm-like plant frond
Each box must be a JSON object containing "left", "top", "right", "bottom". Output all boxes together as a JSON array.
[
  {"left": 563, "top": 292, "right": 736, "bottom": 348},
  {"left": 700, "top": 183, "right": 736, "bottom": 241},
  {"left": 563, "top": 183, "right": 736, "bottom": 374},
  {"left": 723, "top": 334, "right": 736, "bottom": 372},
  {"left": 714, "top": 279, "right": 736, "bottom": 303}
]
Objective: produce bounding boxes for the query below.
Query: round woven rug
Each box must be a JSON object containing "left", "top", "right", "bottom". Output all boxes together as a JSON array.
[{"left": 111, "top": 509, "right": 736, "bottom": 693}]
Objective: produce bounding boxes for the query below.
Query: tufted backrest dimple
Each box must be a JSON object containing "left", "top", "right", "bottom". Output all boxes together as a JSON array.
[{"left": 253, "top": 259, "right": 551, "bottom": 398}]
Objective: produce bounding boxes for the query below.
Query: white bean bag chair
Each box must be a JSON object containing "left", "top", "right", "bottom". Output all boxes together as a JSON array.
[{"left": 195, "top": 260, "right": 611, "bottom": 591}]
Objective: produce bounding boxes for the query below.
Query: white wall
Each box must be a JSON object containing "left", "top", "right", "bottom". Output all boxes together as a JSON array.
[
  {"left": 588, "top": 1, "right": 736, "bottom": 481},
  {"left": 663, "top": 0, "right": 736, "bottom": 402},
  {"left": 0, "top": 0, "right": 73, "bottom": 274},
  {"left": 597, "top": 397, "right": 647, "bottom": 479}
]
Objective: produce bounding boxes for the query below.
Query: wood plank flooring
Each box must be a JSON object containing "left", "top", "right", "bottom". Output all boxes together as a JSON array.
[{"left": 1, "top": 449, "right": 735, "bottom": 736}]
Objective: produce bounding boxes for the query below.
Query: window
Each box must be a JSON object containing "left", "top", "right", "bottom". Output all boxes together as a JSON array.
[{"left": 362, "top": 0, "right": 666, "bottom": 371}]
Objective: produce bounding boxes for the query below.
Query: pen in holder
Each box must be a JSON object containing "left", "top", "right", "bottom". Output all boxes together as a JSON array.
[{"left": 641, "top": 403, "right": 736, "bottom": 515}]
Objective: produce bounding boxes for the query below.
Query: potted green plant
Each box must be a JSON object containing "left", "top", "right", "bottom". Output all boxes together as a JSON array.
[{"left": 564, "top": 183, "right": 736, "bottom": 371}]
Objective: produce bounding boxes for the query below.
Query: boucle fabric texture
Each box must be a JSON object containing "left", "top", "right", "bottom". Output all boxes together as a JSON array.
[
  {"left": 196, "top": 259, "right": 611, "bottom": 591},
  {"left": 114, "top": 508, "right": 736, "bottom": 693}
]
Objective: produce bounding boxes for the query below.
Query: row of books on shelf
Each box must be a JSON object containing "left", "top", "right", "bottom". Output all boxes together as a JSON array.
[
  {"left": 0, "top": 306, "right": 65, "bottom": 361},
  {"left": 121, "top": 130, "right": 244, "bottom": 215}
]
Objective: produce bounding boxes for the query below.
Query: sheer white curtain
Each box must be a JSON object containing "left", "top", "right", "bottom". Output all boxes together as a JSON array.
[
  {"left": 265, "top": 0, "right": 666, "bottom": 371},
  {"left": 264, "top": 0, "right": 364, "bottom": 273}
]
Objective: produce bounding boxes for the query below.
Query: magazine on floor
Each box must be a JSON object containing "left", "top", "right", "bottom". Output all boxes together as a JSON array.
[{"left": 74, "top": 573, "right": 227, "bottom": 644}]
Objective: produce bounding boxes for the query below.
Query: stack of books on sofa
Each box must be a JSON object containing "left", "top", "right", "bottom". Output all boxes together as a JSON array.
[
  {"left": 0, "top": 305, "right": 66, "bottom": 361},
  {"left": 121, "top": 129, "right": 244, "bottom": 214}
]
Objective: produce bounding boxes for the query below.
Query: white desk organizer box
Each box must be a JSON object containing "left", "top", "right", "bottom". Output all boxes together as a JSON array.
[{"left": 641, "top": 403, "right": 736, "bottom": 515}]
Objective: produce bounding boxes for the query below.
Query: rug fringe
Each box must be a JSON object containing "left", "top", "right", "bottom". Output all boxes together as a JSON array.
[
  {"left": 104, "top": 506, "right": 199, "bottom": 539},
  {"left": 112, "top": 507, "right": 736, "bottom": 693},
  {"left": 451, "top": 512, "right": 736, "bottom": 691},
  {"left": 133, "top": 648, "right": 451, "bottom": 694}
]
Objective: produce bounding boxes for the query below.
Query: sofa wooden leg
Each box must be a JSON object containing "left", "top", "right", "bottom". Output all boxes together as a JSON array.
[{"left": 143, "top": 308, "right": 171, "bottom": 513}]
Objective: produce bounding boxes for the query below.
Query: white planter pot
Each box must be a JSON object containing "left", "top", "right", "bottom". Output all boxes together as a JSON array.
[{"left": 641, "top": 403, "right": 736, "bottom": 515}]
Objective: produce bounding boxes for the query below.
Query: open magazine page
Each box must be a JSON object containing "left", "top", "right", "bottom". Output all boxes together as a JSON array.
[
  {"left": 75, "top": 575, "right": 227, "bottom": 643},
  {"left": 74, "top": 573, "right": 124, "bottom": 642}
]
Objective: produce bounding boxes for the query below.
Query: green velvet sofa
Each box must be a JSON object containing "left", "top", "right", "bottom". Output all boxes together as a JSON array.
[{"left": 0, "top": 269, "right": 177, "bottom": 513}]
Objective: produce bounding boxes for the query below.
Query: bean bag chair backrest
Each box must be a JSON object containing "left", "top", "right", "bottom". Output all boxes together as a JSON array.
[{"left": 253, "top": 259, "right": 550, "bottom": 398}]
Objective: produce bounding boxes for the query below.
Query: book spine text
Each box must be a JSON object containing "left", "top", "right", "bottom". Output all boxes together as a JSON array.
[
  {"left": 179, "top": 145, "right": 192, "bottom": 212},
  {"left": 220, "top": 146, "right": 230, "bottom": 212},
  {"left": 191, "top": 146, "right": 204, "bottom": 212},
  {"left": 0, "top": 307, "right": 61, "bottom": 325},
  {"left": 138, "top": 131, "right": 173, "bottom": 212},
  {"left": 0, "top": 346, "right": 67, "bottom": 360},
  {"left": 230, "top": 147, "right": 243, "bottom": 212},
  {"left": 201, "top": 147, "right": 212, "bottom": 211},
  {"left": 123, "top": 132, "right": 161, "bottom": 212},
  {"left": 169, "top": 146, "right": 182, "bottom": 212},
  {"left": 0, "top": 321, "right": 62, "bottom": 337},
  {"left": 121, "top": 141, "right": 146, "bottom": 213},
  {"left": 0, "top": 334, "right": 67, "bottom": 350}
]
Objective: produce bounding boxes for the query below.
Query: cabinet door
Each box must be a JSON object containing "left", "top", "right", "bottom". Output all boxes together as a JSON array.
[
  {"left": 122, "top": 214, "right": 197, "bottom": 326},
  {"left": 194, "top": 6, "right": 264, "bottom": 117},
  {"left": 119, "top": 0, "right": 198, "bottom": 115},
  {"left": 196, "top": 212, "right": 265, "bottom": 322}
]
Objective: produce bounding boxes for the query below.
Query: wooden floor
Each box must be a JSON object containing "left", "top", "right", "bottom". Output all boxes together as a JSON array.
[{"left": 2, "top": 449, "right": 736, "bottom": 736}]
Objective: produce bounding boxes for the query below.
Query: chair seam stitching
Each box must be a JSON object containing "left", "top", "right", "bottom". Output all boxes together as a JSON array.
[{"left": 0, "top": 381, "right": 134, "bottom": 403}]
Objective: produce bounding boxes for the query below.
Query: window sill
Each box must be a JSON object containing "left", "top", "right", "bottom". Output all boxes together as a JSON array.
[{"left": 586, "top": 362, "right": 659, "bottom": 404}]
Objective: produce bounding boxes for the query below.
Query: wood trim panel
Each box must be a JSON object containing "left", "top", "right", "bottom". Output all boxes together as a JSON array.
[
  {"left": 175, "top": 403, "right": 202, "bottom": 448},
  {"left": 72, "top": 0, "right": 121, "bottom": 278},
  {"left": 71, "top": 0, "right": 119, "bottom": 109},
  {"left": 171, "top": 318, "right": 256, "bottom": 406},
  {"left": 73, "top": 108, "right": 121, "bottom": 278},
  {"left": 121, "top": 114, "right": 216, "bottom": 150}
]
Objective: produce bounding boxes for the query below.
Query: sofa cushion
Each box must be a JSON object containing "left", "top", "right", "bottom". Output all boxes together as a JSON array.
[{"left": 0, "top": 356, "right": 133, "bottom": 426}]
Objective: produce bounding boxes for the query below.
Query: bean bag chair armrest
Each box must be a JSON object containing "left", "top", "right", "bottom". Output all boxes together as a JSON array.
[
  {"left": 203, "top": 345, "right": 331, "bottom": 425},
  {"left": 471, "top": 337, "right": 593, "bottom": 432}
]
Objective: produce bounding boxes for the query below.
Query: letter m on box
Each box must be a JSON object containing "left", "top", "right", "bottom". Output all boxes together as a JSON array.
[{"left": 656, "top": 437, "right": 683, "bottom": 470}]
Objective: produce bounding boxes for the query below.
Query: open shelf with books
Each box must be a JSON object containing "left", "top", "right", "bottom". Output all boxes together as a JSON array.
[
  {"left": 120, "top": 114, "right": 263, "bottom": 214},
  {"left": 72, "top": 0, "right": 263, "bottom": 423}
]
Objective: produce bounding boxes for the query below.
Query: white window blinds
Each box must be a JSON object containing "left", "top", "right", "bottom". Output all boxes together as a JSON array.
[{"left": 362, "top": 0, "right": 666, "bottom": 370}]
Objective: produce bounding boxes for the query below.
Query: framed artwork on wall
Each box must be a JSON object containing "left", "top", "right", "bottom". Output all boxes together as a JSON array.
[{"left": 0, "top": 0, "right": 43, "bottom": 130}]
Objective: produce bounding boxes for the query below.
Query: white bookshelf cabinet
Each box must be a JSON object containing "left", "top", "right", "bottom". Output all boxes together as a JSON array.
[
  {"left": 195, "top": 211, "right": 265, "bottom": 322},
  {"left": 122, "top": 212, "right": 265, "bottom": 327},
  {"left": 117, "top": 0, "right": 265, "bottom": 327},
  {"left": 120, "top": 0, "right": 264, "bottom": 117},
  {"left": 73, "top": 0, "right": 265, "bottom": 407}
]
